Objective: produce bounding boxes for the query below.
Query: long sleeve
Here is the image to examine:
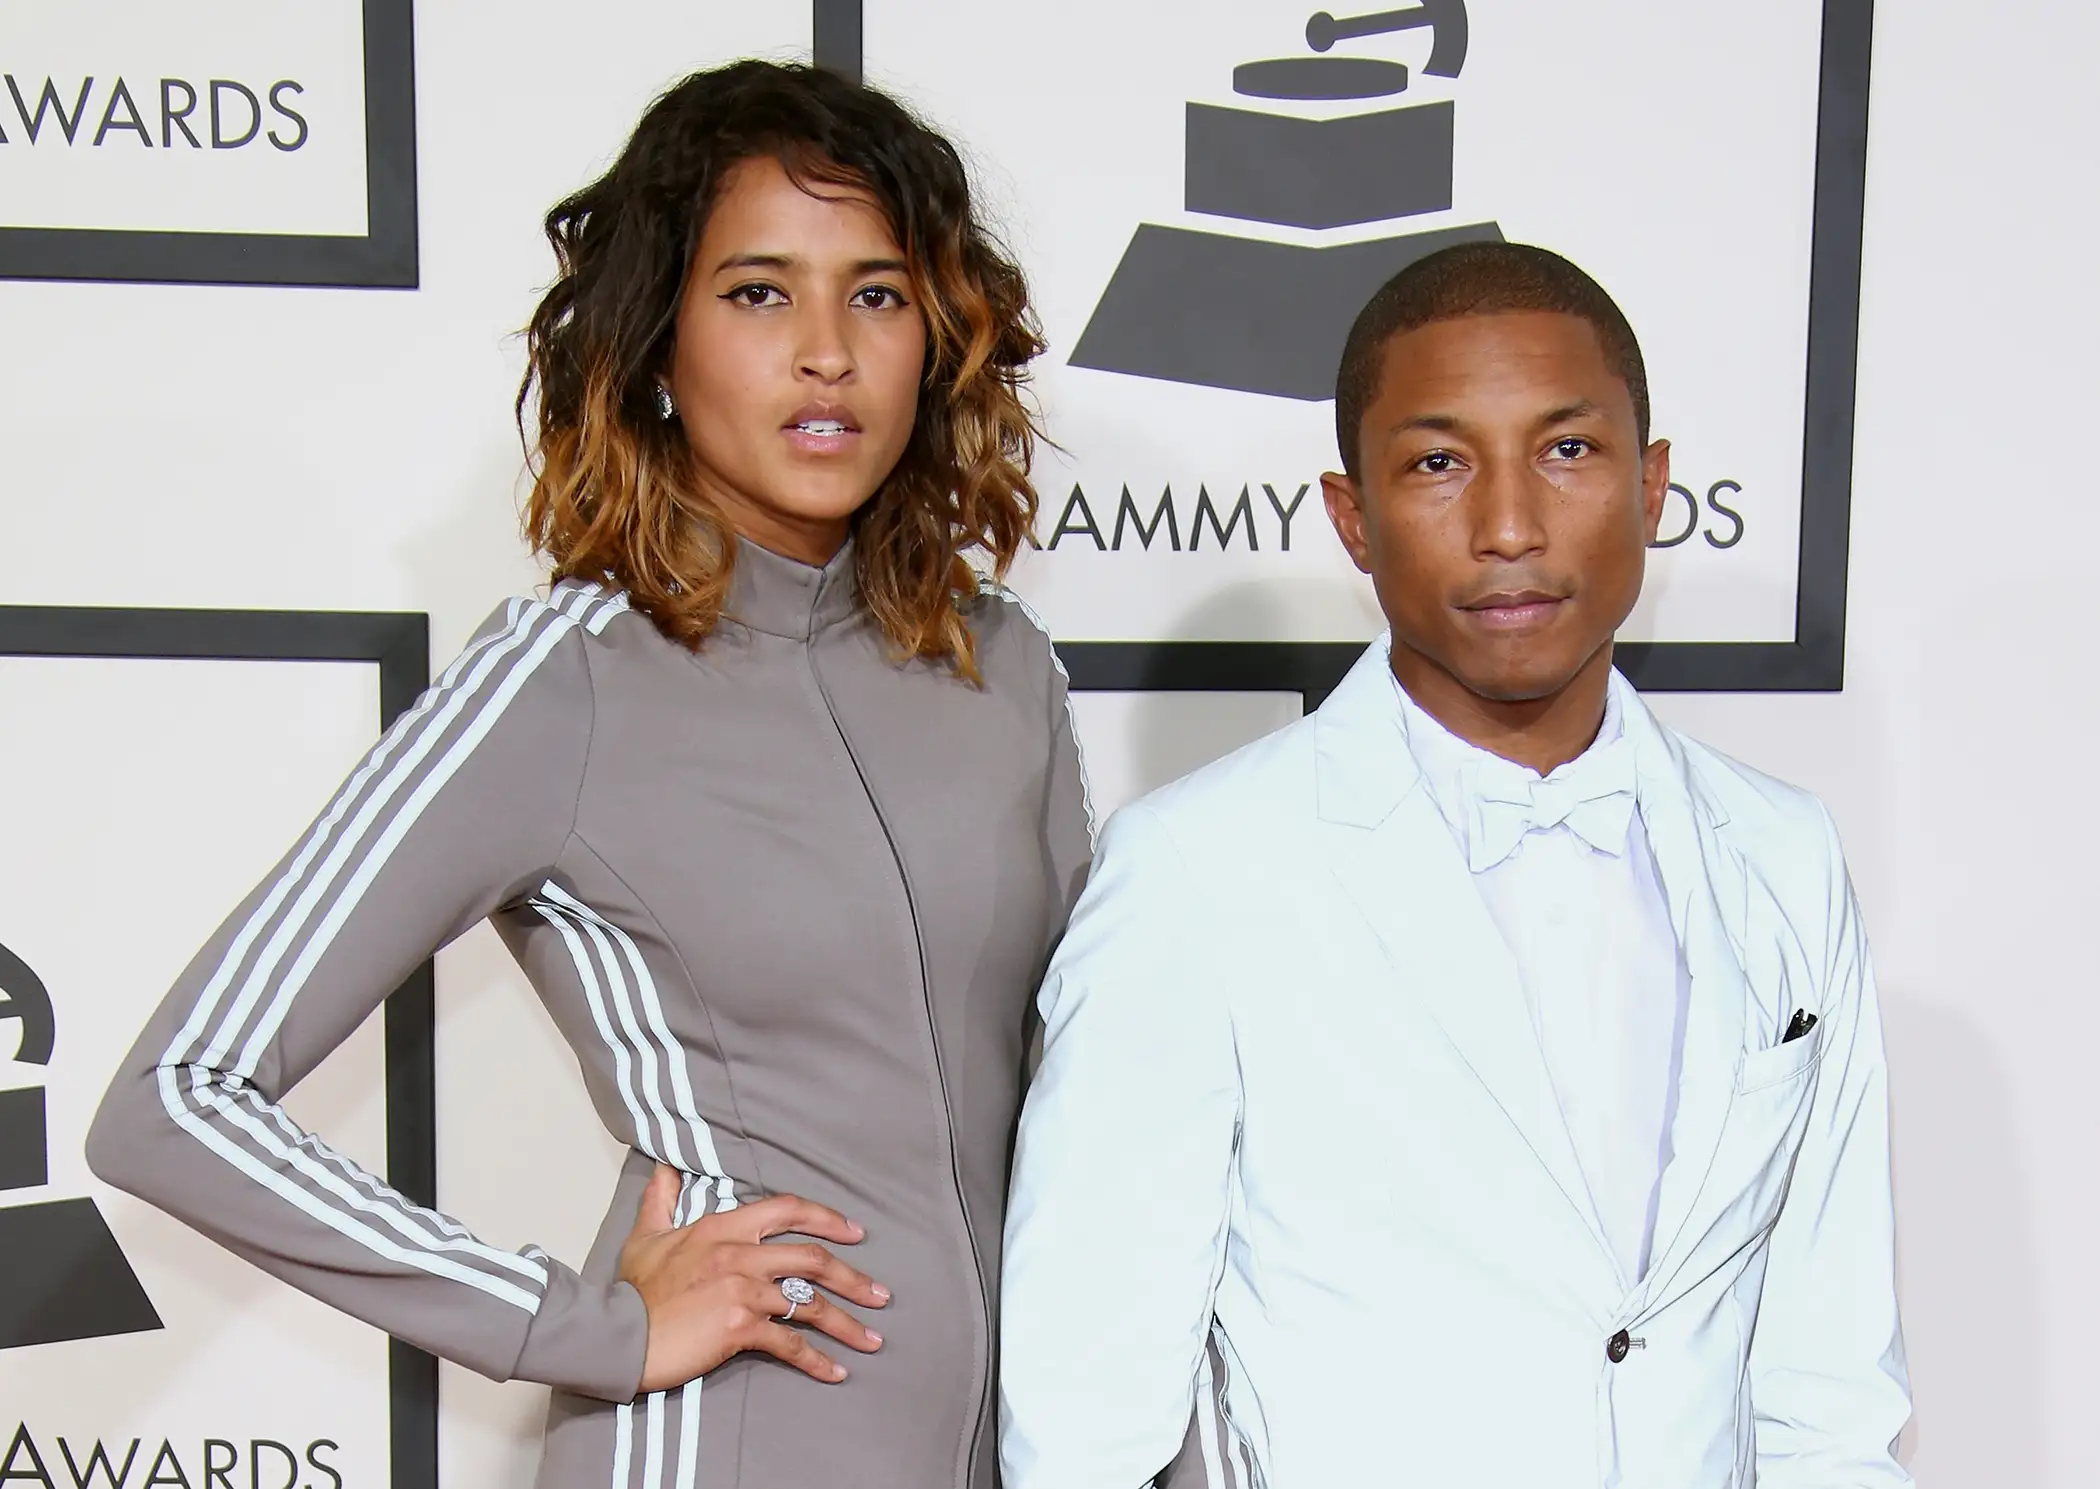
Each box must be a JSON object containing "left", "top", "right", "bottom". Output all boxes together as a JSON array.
[
  {"left": 1749, "top": 807, "right": 1913, "bottom": 1485},
  {"left": 86, "top": 591, "right": 650, "bottom": 1403},
  {"left": 1001, "top": 802, "right": 1242, "bottom": 1489},
  {"left": 1042, "top": 645, "right": 1095, "bottom": 926}
]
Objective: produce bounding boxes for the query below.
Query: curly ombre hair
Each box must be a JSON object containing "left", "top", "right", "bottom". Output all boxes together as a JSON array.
[{"left": 519, "top": 61, "right": 1045, "bottom": 678}]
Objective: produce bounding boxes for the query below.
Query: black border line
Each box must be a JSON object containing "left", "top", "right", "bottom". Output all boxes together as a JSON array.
[
  {"left": 823, "top": 0, "right": 1873, "bottom": 697},
  {"left": 813, "top": 0, "right": 865, "bottom": 82},
  {"left": 0, "top": 0, "right": 420, "bottom": 288},
  {"left": 0, "top": 605, "right": 438, "bottom": 1489}
]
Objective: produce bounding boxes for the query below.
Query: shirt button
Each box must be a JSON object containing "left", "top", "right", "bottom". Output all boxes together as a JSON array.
[{"left": 1606, "top": 1329, "right": 1632, "bottom": 1364}]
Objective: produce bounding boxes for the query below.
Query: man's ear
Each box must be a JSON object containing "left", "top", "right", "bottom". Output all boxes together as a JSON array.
[
  {"left": 1639, "top": 438, "right": 1672, "bottom": 545},
  {"left": 1321, "top": 471, "right": 1375, "bottom": 575}
]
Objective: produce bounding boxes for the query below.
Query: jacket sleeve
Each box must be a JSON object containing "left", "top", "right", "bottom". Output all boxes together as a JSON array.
[
  {"left": 1040, "top": 636, "right": 1096, "bottom": 931},
  {"left": 1001, "top": 802, "right": 1241, "bottom": 1489},
  {"left": 86, "top": 593, "right": 649, "bottom": 1404},
  {"left": 1749, "top": 806, "right": 1913, "bottom": 1484}
]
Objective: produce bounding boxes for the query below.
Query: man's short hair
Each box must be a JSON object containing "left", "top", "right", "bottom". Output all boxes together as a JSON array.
[{"left": 1333, "top": 241, "right": 1650, "bottom": 481}]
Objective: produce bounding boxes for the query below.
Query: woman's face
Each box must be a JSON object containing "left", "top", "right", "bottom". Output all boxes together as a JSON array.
[{"left": 665, "top": 155, "right": 927, "bottom": 566}]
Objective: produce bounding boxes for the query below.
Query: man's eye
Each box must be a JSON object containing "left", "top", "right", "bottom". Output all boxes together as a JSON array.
[
  {"left": 853, "top": 285, "right": 906, "bottom": 310},
  {"left": 1552, "top": 437, "right": 1593, "bottom": 460},
  {"left": 1416, "top": 451, "right": 1458, "bottom": 474},
  {"left": 723, "top": 283, "right": 785, "bottom": 308}
]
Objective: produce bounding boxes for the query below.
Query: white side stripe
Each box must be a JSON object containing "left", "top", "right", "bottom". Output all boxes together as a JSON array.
[
  {"left": 161, "top": 607, "right": 527, "bottom": 1076},
  {"left": 611, "top": 1402, "right": 633, "bottom": 1489},
  {"left": 152, "top": 597, "right": 589, "bottom": 1308},
  {"left": 641, "top": 1387, "right": 666, "bottom": 1489},
  {"left": 203, "top": 602, "right": 561, "bottom": 1074},
  {"left": 532, "top": 897, "right": 660, "bottom": 1163},
  {"left": 208, "top": 1081, "right": 539, "bottom": 1279},
  {"left": 665, "top": 1174, "right": 706, "bottom": 1489},
  {"left": 568, "top": 907, "right": 686, "bottom": 1169},
  {"left": 674, "top": 1380, "right": 701, "bottom": 1489},
  {"left": 538, "top": 882, "right": 736, "bottom": 1211},
  {"left": 250, "top": 1099, "right": 474, "bottom": 1240},
  {"left": 235, "top": 608, "right": 578, "bottom": 1074},
  {"left": 158, "top": 1071, "right": 540, "bottom": 1310},
  {"left": 549, "top": 582, "right": 627, "bottom": 636}
]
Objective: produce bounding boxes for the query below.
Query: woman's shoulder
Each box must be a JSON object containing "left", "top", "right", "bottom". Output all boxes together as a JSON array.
[
  {"left": 442, "top": 579, "right": 642, "bottom": 696},
  {"left": 965, "top": 577, "right": 1065, "bottom": 689},
  {"left": 463, "top": 579, "right": 634, "bottom": 645}
]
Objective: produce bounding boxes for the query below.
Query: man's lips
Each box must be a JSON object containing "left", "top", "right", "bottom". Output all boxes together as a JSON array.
[{"left": 1458, "top": 590, "right": 1569, "bottom": 631}]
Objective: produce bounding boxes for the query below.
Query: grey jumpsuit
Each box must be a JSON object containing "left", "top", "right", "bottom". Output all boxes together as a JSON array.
[{"left": 87, "top": 538, "right": 1093, "bottom": 1489}]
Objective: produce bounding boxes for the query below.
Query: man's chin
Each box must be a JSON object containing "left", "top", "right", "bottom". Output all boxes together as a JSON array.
[
  {"left": 1461, "top": 676, "right": 1571, "bottom": 706},
  {"left": 1391, "top": 632, "right": 1613, "bottom": 710},
  {"left": 1445, "top": 648, "right": 1601, "bottom": 707}
]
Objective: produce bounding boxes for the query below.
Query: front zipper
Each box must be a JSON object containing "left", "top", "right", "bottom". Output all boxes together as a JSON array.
[{"left": 806, "top": 646, "right": 992, "bottom": 1489}]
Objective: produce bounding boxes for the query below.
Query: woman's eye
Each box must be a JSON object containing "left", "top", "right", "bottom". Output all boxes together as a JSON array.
[
  {"left": 853, "top": 285, "right": 906, "bottom": 310},
  {"left": 723, "top": 283, "right": 785, "bottom": 308}
]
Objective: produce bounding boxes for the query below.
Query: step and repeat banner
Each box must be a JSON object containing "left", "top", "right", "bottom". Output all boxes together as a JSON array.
[
  {"left": 0, "top": 2, "right": 1869, "bottom": 1485},
  {"left": 865, "top": 0, "right": 1867, "bottom": 695},
  {"left": 0, "top": 0, "right": 414, "bottom": 285},
  {"left": 0, "top": 649, "right": 396, "bottom": 1489}
]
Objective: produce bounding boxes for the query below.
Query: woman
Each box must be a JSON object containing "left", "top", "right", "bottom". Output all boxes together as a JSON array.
[{"left": 88, "top": 60, "right": 1091, "bottom": 1489}]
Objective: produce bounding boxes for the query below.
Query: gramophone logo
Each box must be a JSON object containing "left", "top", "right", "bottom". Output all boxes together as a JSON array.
[
  {"left": 1071, "top": 0, "right": 1503, "bottom": 400},
  {"left": 0, "top": 939, "right": 161, "bottom": 1350}
]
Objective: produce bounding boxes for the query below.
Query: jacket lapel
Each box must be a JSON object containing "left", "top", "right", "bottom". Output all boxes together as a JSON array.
[
  {"left": 1615, "top": 677, "right": 1751, "bottom": 1305},
  {"left": 1315, "top": 643, "right": 1621, "bottom": 1290}
]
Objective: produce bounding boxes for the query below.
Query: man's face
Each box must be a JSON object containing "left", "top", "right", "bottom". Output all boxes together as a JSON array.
[{"left": 1322, "top": 311, "right": 1669, "bottom": 704}]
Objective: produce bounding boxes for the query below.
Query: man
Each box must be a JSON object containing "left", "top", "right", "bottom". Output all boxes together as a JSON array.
[{"left": 1000, "top": 243, "right": 1910, "bottom": 1487}]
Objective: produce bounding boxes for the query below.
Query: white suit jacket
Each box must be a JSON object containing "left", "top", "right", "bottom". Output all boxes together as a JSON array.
[{"left": 1001, "top": 641, "right": 1910, "bottom": 1489}]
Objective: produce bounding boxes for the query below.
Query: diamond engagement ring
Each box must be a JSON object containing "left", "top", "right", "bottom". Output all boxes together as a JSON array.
[{"left": 779, "top": 1276, "right": 817, "bottom": 1322}]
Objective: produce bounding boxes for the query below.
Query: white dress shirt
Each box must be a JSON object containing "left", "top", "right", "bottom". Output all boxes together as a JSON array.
[{"left": 1392, "top": 676, "right": 1690, "bottom": 1284}]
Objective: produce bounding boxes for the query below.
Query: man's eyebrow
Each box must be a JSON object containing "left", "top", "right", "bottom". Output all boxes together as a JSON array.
[
  {"left": 1538, "top": 400, "right": 1604, "bottom": 427},
  {"left": 1388, "top": 413, "right": 1463, "bottom": 435}
]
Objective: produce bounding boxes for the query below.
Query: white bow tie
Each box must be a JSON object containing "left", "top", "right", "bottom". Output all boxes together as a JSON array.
[{"left": 1463, "top": 746, "right": 1638, "bottom": 873}]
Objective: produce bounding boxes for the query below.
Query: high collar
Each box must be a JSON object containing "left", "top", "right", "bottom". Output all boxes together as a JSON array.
[{"left": 723, "top": 534, "right": 861, "bottom": 640}]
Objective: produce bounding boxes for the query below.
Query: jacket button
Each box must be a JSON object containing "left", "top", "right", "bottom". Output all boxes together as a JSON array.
[{"left": 1606, "top": 1329, "right": 1632, "bottom": 1364}]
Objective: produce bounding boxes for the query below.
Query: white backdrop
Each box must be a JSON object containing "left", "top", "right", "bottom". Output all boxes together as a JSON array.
[
  {"left": 0, "top": 661, "right": 391, "bottom": 1485},
  {"left": 1, "top": 2, "right": 2095, "bottom": 1485},
  {"left": 870, "top": 0, "right": 1821, "bottom": 646}
]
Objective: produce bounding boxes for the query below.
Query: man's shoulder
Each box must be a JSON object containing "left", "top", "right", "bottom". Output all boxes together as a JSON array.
[
  {"left": 1665, "top": 724, "right": 1841, "bottom": 871},
  {"left": 1113, "top": 714, "right": 1320, "bottom": 854}
]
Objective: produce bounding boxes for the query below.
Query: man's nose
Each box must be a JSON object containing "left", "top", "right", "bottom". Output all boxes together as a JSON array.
[{"left": 1469, "top": 458, "right": 1550, "bottom": 562}]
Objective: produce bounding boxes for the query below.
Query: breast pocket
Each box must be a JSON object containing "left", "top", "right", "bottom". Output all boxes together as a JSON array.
[
  {"left": 1706, "top": 1027, "right": 1824, "bottom": 1247},
  {"left": 1736, "top": 1025, "right": 1824, "bottom": 1093}
]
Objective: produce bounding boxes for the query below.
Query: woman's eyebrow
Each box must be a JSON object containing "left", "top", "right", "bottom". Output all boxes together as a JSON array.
[
  {"left": 711, "top": 252, "right": 796, "bottom": 273},
  {"left": 710, "top": 253, "right": 910, "bottom": 275}
]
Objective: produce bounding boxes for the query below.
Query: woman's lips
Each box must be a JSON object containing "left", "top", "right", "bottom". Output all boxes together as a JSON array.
[{"left": 781, "top": 422, "right": 861, "bottom": 456}]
